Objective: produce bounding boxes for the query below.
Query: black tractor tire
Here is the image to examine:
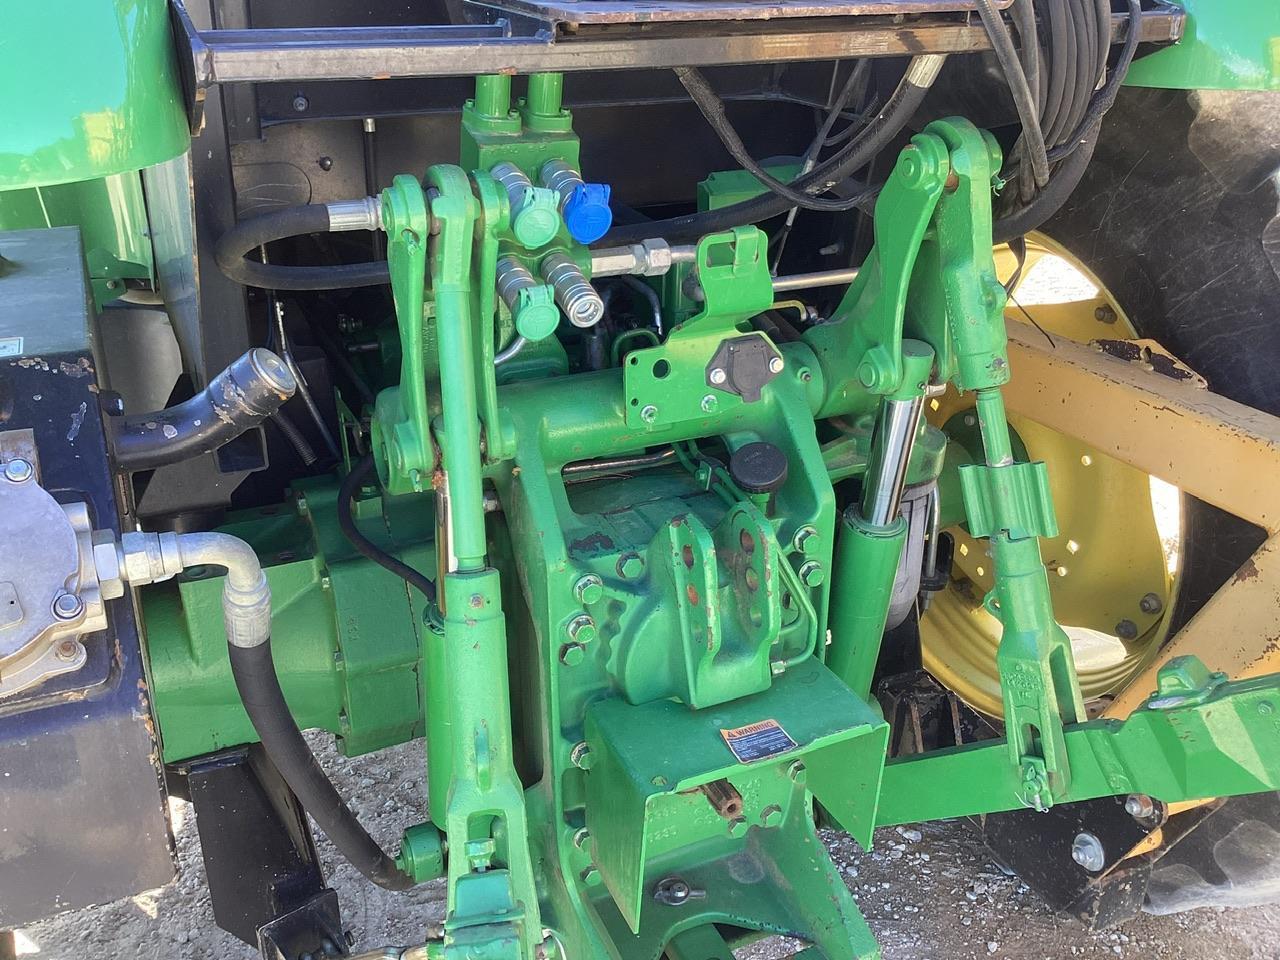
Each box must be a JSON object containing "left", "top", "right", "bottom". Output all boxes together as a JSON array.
[
  {"left": 1024, "top": 86, "right": 1280, "bottom": 917},
  {"left": 1043, "top": 85, "right": 1280, "bottom": 632}
]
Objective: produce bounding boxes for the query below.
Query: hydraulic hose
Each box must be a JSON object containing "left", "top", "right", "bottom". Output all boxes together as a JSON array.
[
  {"left": 338, "top": 454, "right": 438, "bottom": 604},
  {"left": 229, "top": 639, "right": 414, "bottom": 890},
  {"left": 138, "top": 530, "right": 415, "bottom": 892},
  {"left": 111, "top": 348, "right": 296, "bottom": 471},
  {"left": 600, "top": 55, "right": 944, "bottom": 246},
  {"left": 216, "top": 201, "right": 390, "bottom": 290}
]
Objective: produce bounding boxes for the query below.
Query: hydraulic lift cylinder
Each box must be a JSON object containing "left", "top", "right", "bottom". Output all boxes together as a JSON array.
[{"left": 827, "top": 341, "right": 933, "bottom": 698}]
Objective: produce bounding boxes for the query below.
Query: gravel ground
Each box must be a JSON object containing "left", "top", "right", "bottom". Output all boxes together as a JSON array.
[{"left": 18, "top": 735, "right": 1280, "bottom": 960}]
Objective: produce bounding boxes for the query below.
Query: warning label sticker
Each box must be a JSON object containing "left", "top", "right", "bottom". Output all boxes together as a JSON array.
[{"left": 720, "top": 718, "right": 798, "bottom": 764}]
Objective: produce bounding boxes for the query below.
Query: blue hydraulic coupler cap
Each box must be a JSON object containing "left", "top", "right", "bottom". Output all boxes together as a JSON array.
[{"left": 564, "top": 183, "right": 613, "bottom": 244}]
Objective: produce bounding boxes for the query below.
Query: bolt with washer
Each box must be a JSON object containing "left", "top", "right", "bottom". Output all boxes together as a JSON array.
[
  {"left": 3, "top": 458, "right": 34, "bottom": 484},
  {"left": 1124, "top": 794, "right": 1155, "bottom": 819},
  {"left": 573, "top": 573, "right": 604, "bottom": 606},
  {"left": 640, "top": 404, "right": 659, "bottom": 424},
  {"left": 1071, "top": 832, "right": 1106, "bottom": 872},
  {"left": 1139, "top": 592, "right": 1163, "bottom": 615},
  {"left": 52, "top": 592, "right": 84, "bottom": 621},
  {"left": 708, "top": 367, "right": 727, "bottom": 385},
  {"left": 768, "top": 356, "right": 785, "bottom": 374}
]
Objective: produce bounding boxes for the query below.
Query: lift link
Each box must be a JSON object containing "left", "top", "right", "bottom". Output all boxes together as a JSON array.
[{"left": 923, "top": 118, "right": 1086, "bottom": 810}]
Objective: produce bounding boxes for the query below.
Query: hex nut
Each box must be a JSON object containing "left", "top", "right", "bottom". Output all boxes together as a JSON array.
[
  {"left": 559, "top": 642, "right": 586, "bottom": 667},
  {"left": 727, "top": 816, "right": 749, "bottom": 839},
  {"left": 759, "top": 803, "right": 784, "bottom": 828}
]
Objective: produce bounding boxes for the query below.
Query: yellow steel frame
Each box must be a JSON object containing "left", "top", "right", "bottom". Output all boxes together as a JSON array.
[{"left": 1002, "top": 322, "right": 1280, "bottom": 717}]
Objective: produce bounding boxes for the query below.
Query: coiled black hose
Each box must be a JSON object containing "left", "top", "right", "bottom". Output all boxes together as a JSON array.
[
  {"left": 216, "top": 204, "right": 390, "bottom": 290},
  {"left": 228, "top": 638, "right": 414, "bottom": 891},
  {"left": 338, "top": 454, "right": 438, "bottom": 604}
]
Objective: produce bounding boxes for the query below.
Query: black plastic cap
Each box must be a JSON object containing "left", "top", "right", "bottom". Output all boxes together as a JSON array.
[{"left": 729, "top": 441, "right": 789, "bottom": 495}]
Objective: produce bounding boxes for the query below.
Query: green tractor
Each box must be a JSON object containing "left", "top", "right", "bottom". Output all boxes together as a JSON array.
[{"left": 0, "top": 1, "right": 1278, "bottom": 957}]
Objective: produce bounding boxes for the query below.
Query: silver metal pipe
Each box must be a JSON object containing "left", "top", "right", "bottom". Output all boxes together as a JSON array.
[
  {"left": 860, "top": 393, "right": 926, "bottom": 527},
  {"left": 590, "top": 239, "right": 697, "bottom": 278},
  {"left": 494, "top": 335, "right": 528, "bottom": 365},
  {"left": 770, "top": 267, "right": 860, "bottom": 293},
  {"left": 541, "top": 252, "right": 604, "bottom": 328}
]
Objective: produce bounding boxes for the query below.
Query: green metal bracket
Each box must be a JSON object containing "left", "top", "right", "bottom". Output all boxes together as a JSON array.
[
  {"left": 957, "top": 459, "right": 1057, "bottom": 541},
  {"left": 805, "top": 133, "right": 949, "bottom": 415},
  {"left": 374, "top": 174, "right": 433, "bottom": 495},
  {"left": 584, "top": 658, "right": 886, "bottom": 949},
  {"left": 623, "top": 227, "right": 777, "bottom": 429},
  {"left": 879, "top": 657, "right": 1280, "bottom": 824}
]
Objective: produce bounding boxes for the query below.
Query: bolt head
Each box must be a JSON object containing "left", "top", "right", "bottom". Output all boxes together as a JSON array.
[
  {"left": 52, "top": 592, "right": 83, "bottom": 621},
  {"left": 700, "top": 394, "right": 718, "bottom": 414},
  {"left": 1139, "top": 592, "right": 1163, "bottom": 615},
  {"left": 786, "top": 760, "right": 807, "bottom": 785},
  {"left": 573, "top": 573, "right": 604, "bottom": 606},
  {"left": 55, "top": 639, "right": 80, "bottom": 662},
  {"left": 292, "top": 94, "right": 310, "bottom": 112},
  {"left": 799, "top": 560, "right": 824, "bottom": 587},
  {"left": 708, "top": 367, "right": 727, "bottom": 385},
  {"left": 759, "top": 803, "right": 784, "bottom": 828},
  {"left": 792, "top": 526, "right": 819, "bottom": 556},
  {"left": 572, "top": 826, "right": 591, "bottom": 850},
  {"left": 768, "top": 356, "right": 785, "bottom": 374},
  {"left": 727, "top": 816, "right": 749, "bottom": 839},
  {"left": 640, "top": 404, "right": 658, "bottom": 424},
  {"left": 570, "top": 741, "right": 594, "bottom": 770},
  {"left": 558, "top": 642, "right": 586, "bottom": 666},
  {"left": 3, "top": 458, "right": 34, "bottom": 483},
  {"left": 567, "top": 614, "right": 597, "bottom": 645},
  {"left": 1071, "top": 832, "right": 1106, "bottom": 872},
  {"left": 1115, "top": 618, "right": 1139, "bottom": 641},
  {"left": 1124, "top": 794, "right": 1155, "bottom": 819},
  {"left": 617, "top": 553, "right": 645, "bottom": 580}
]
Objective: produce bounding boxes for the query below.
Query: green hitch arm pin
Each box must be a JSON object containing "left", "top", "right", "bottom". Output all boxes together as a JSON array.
[
  {"left": 827, "top": 341, "right": 934, "bottom": 699},
  {"left": 490, "top": 161, "right": 561, "bottom": 249},
  {"left": 495, "top": 255, "right": 559, "bottom": 342}
]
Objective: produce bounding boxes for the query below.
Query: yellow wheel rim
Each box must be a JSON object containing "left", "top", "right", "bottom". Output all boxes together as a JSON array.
[{"left": 919, "top": 235, "right": 1183, "bottom": 717}]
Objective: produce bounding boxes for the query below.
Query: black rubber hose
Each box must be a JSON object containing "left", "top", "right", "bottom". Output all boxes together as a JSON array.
[
  {"left": 994, "top": 122, "right": 1099, "bottom": 242},
  {"left": 675, "top": 66, "right": 876, "bottom": 213},
  {"left": 599, "top": 57, "right": 940, "bottom": 246},
  {"left": 216, "top": 204, "right": 390, "bottom": 290},
  {"left": 112, "top": 348, "right": 296, "bottom": 472},
  {"left": 974, "top": 0, "right": 1050, "bottom": 188},
  {"left": 1046, "top": 0, "right": 1142, "bottom": 162},
  {"left": 338, "top": 454, "right": 438, "bottom": 603},
  {"left": 228, "top": 639, "right": 413, "bottom": 891}
]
